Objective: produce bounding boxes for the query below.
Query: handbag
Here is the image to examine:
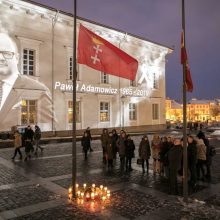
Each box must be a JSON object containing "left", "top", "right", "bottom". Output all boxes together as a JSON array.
[{"left": 137, "top": 158, "right": 143, "bottom": 165}]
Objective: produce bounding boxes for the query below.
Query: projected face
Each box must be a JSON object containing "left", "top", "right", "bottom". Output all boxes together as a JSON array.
[{"left": 0, "top": 33, "right": 18, "bottom": 80}]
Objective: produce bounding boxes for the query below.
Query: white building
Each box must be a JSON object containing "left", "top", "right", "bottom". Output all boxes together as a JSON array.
[{"left": 0, "top": 0, "right": 173, "bottom": 132}]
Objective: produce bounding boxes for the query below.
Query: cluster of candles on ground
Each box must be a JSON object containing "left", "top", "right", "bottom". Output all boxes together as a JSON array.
[{"left": 68, "top": 184, "right": 111, "bottom": 203}]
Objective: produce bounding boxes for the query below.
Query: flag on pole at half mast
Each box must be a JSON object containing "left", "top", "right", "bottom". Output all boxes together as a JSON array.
[
  {"left": 78, "top": 24, "right": 138, "bottom": 81},
  {"left": 181, "top": 31, "right": 193, "bottom": 92}
]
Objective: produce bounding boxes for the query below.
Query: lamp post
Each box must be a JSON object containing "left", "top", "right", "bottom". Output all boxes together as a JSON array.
[{"left": 121, "top": 95, "right": 126, "bottom": 129}]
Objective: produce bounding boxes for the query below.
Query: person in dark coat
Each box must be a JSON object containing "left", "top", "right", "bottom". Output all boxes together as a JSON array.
[
  {"left": 81, "top": 131, "right": 90, "bottom": 160},
  {"left": 106, "top": 132, "right": 114, "bottom": 171},
  {"left": 187, "top": 135, "right": 197, "bottom": 191},
  {"left": 168, "top": 138, "right": 183, "bottom": 195},
  {"left": 112, "top": 129, "right": 119, "bottom": 159},
  {"left": 24, "top": 125, "right": 34, "bottom": 161},
  {"left": 125, "top": 135, "right": 135, "bottom": 172},
  {"left": 117, "top": 131, "right": 127, "bottom": 171},
  {"left": 101, "top": 128, "right": 109, "bottom": 163},
  {"left": 139, "top": 135, "right": 151, "bottom": 174},
  {"left": 34, "top": 125, "right": 43, "bottom": 155},
  {"left": 24, "top": 125, "right": 34, "bottom": 142},
  {"left": 160, "top": 136, "right": 170, "bottom": 177},
  {"left": 86, "top": 127, "right": 93, "bottom": 152}
]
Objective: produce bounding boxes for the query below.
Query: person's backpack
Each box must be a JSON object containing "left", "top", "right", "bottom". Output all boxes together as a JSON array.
[{"left": 209, "top": 145, "right": 216, "bottom": 157}]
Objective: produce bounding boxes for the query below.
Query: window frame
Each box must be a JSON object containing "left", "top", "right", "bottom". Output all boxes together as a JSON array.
[
  {"left": 100, "top": 101, "right": 110, "bottom": 122},
  {"left": 129, "top": 103, "right": 137, "bottom": 121},
  {"left": 100, "top": 72, "right": 109, "bottom": 84},
  {"left": 68, "top": 100, "right": 81, "bottom": 123},
  {"left": 23, "top": 48, "right": 35, "bottom": 76},
  {"left": 152, "top": 103, "right": 159, "bottom": 120},
  {"left": 153, "top": 73, "right": 159, "bottom": 89},
  {"left": 21, "top": 99, "right": 37, "bottom": 125}
]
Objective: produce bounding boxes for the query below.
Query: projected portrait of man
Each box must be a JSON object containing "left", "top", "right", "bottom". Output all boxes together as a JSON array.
[{"left": 0, "top": 31, "right": 54, "bottom": 131}]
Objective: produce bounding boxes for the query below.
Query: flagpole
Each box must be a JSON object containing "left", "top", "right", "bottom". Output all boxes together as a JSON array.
[
  {"left": 182, "top": 0, "right": 188, "bottom": 202},
  {"left": 72, "top": 0, "right": 77, "bottom": 198}
]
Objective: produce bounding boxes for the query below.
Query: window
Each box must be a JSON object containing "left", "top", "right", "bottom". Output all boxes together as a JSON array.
[
  {"left": 69, "top": 57, "right": 79, "bottom": 80},
  {"left": 21, "top": 100, "right": 37, "bottom": 125},
  {"left": 129, "top": 103, "right": 137, "bottom": 120},
  {"left": 23, "top": 49, "right": 35, "bottom": 75},
  {"left": 153, "top": 73, "right": 158, "bottom": 89},
  {"left": 101, "top": 72, "right": 109, "bottom": 84},
  {"left": 130, "top": 80, "right": 136, "bottom": 87},
  {"left": 152, "top": 103, "right": 159, "bottom": 120},
  {"left": 68, "top": 101, "right": 80, "bottom": 123},
  {"left": 100, "top": 102, "right": 110, "bottom": 122}
]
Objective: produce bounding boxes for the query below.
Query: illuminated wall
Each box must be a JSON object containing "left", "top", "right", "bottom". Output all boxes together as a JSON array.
[
  {"left": 0, "top": 0, "right": 172, "bottom": 131},
  {"left": 165, "top": 99, "right": 183, "bottom": 122}
]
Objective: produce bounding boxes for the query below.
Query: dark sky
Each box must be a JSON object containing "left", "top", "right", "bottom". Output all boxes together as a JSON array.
[{"left": 33, "top": 0, "right": 220, "bottom": 101}]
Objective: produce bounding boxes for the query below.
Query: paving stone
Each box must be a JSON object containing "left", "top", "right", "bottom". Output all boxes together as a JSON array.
[
  {"left": 11, "top": 204, "right": 105, "bottom": 220},
  {"left": 108, "top": 188, "right": 168, "bottom": 219},
  {"left": 0, "top": 185, "right": 57, "bottom": 212},
  {"left": 0, "top": 164, "right": 28, "bottom": 186},
  {"left": 165, "top": 200, "right": 220, "bottom": 220}
]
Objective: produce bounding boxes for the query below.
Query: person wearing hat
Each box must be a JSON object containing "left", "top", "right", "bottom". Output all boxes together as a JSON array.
[{"left": 196, "top": 138, "right": 206, "bottom": 181}]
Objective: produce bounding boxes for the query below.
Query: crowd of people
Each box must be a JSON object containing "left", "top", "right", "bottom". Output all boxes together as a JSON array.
[
  {"left": 81, "top": 128, "right": 216, "bottom": 195},
  {"left": 12, "top": 125, "right": 43, "bottom": 161},
  {"left": 11, "top": 125, "right": 215, "bottom": 195}
]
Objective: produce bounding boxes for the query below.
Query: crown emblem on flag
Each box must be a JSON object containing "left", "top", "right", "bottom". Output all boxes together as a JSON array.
[{"left": 92, "top": 37, "right": 104, "bottom": 45}]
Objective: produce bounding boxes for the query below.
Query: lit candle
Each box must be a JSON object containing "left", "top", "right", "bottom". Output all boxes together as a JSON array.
[
  {"left": 77, "top": 190, "right": 81, "bottom": 197},
  {"left": 95, "top": 192, "right": 98, "bottom": 198},
  {"left": 76, "top": 184, "right": 79, "bottom": 189},
  {"left": 100, "top": 185, "right": 103, "bottom": 190},
  {"left": 92, "top": 184, "right": 95, "bottom": 188},
  {"left": 83, "top": 183, "right": 87, "bottom": 189},
  {"left": 68, "top": 187, "right": 72, "bottom": 194},
  {"left": 107, "top": 193, "right": 110, "bottom": 199},
  {"left": 91, "top": 192, "right": 95, "bottom": 200},
  {"left": 107, "top": 190, "right": 110, "bottom": 194},
  {"left": 86, "top": 193, "right": 90, "bottom": 201},
  {"left": 102, "top": 196, "right": 106, "bottom": 201},
  {"left": 81, "top": 192, "right": 84, "bottom": 198},
  {"left": 104, "top": 187, "right": 107, "bottom": 192}
]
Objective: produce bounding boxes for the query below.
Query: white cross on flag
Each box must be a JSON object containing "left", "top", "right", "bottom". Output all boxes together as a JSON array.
[{"left": 78, "top": 24, "right": 138, "bottom": 81}]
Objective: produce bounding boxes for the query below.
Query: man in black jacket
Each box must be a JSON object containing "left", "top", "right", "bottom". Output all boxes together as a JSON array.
[
  {"left": 187, "top": 135, "right": 197, "bottom": 191},
  {"left": 168, "top": 138, "right": 183, "bottom": 195}
]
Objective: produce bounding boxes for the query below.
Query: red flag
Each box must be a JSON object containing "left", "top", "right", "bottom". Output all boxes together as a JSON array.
[
  {"left": 78, "top": 24, "right": 138, "bottom": 81},
  {"left": 181, "top": 31, "right": 193, "bottom": 92}
]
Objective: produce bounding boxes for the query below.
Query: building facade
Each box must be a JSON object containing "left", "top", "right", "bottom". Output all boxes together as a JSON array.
[
  {"left": 166, "top": 98, "right": 220, "bottom": 123},
  {"left": 165, "top": 98, "right": 183, "bottom": 122},
  {"left": 0, "top": 0, "right": 172, "bottom": 132},
  {"left": 187, "top": 98, "right": 216, "bottom": 122}
]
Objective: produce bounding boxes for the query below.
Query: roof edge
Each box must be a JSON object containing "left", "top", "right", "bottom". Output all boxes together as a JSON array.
[{"left": 21, "top": 0, "right": 173, "bottom": 50}]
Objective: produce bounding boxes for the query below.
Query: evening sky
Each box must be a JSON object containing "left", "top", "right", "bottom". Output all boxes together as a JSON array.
[{"left": 33, "top": 0, "right": 220, "bottom": 101}]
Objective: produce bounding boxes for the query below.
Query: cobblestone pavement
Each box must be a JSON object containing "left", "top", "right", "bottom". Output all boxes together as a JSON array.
[
  {"left": 0, "top": 185, "right": 56, "bottom": 212},
  {"left": 0, "top": 134, "right": 220, "bottom": 219},
  {"left": 0, "top": 164, "right": 28, "bottom": 186}
]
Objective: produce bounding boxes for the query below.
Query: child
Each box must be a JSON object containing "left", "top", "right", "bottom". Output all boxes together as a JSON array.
[{"left": 12, "top": 130, "right": 22, "bottom": 160}]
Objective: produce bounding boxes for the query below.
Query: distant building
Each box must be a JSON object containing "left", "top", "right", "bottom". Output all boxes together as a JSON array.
[
  {"left": 166, "top": 98, "right": 183, "bottom": 122},
  {"left": 166, "top": 98, "right": 220, "bottom": 123},
  {"left": 187, "top": 98, "right": 216, "bottom": 122}
]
